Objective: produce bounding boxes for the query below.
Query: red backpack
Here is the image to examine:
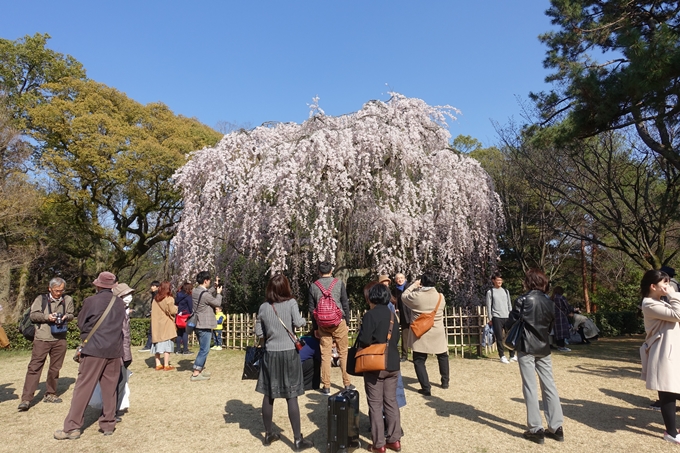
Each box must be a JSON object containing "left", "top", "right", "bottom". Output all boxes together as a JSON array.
[{"left": 313, "top": 279, "right": 344, "bottom": 328}]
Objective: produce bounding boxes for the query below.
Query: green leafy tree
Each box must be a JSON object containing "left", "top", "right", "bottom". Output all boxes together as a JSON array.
[
  {"left": 28, "top": 78, "right": 222, "bottom": 276},
  {"left": 0, "top": 33, "right": 85, "bottom": 126},
  {"left": 534, "top": 1, "right": 680, "bottom": 171}
]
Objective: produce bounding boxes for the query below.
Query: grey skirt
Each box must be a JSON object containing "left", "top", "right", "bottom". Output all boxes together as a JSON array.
[
  {"left": 151, "top": 340, "right": 175, "bottom": 354},
  {"left": 256, "top": 349, "right": 305, "bottom": 399}
]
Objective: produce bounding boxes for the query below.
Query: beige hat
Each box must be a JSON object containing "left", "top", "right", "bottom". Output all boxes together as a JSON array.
[
  {"left": 92, "top": 271, "right": 117, "bottom": 289},
  {"left": 378, "top": 274, "right": 391, "bottom": 284},
  {"left": 113, "top": 283, "right": 135, "bottom": 297}
]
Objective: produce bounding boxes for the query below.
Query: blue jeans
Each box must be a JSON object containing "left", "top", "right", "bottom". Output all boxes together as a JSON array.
[
  {"left": 194, "top": 329, "right": 212, "bottom": 371},
  {"left": 213, "top": 330, "right": 223, "bottom": 347}
]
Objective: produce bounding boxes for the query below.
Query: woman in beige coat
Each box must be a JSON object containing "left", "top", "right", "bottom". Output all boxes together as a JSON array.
[
  {"left": 151, "top": 281, "right": 178, "bottom": 371},
  {"left": 640, "top": 269, "right": 680, "bottom": 444},
  {"left": 401, "top": 273, "right": 448, "bottom": 396}
]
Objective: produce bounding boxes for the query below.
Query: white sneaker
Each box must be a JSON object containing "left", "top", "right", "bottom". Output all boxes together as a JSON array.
[
  {"left": 557, "top": 347, "right": 571, "bottom": 352},
  {"left": 664, "top": 432, "right": 680, "bottom": 444},
  {"left": 500, "top": 356, "right": 509, "bottom": 364},
  {"left": 509, "top": 356, "right": 518, "bottom": 363}
]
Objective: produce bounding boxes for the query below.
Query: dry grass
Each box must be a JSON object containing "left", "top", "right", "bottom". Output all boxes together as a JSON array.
[{"left": 0, "top": 337, "right": 677, "bottom": 452}]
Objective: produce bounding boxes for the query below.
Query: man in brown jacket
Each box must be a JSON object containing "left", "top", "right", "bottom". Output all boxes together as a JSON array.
[
  {"left": 18, "top": 277, "right": 75, "bottom": 411},
  {"left": 401, "top": 272, "right": 449, "bottom": 396},
  {"left": 54, "top": 271, "right": 126, "bottom": 440}
]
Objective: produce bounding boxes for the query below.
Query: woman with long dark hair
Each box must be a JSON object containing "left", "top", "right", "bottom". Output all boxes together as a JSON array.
[
  {"left": 150, "top": 281, "right": 177, "bottom": 370},
  {"left": 506, "top": 268, "right": 564, "bottom": 444},
  {"left": 254, "top": 274, "right": 313, "bottom": 451},
  {"left": 640, "top": 269, "right": 680, "bottom": 444}
]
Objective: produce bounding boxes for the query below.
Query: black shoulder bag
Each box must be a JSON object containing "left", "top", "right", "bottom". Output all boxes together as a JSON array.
[
  {"left": 503, "top": 297, "right": 526, "bottom": 351},
  {"left": 185, "top": 291, "right": 205, "bottom": 335}
]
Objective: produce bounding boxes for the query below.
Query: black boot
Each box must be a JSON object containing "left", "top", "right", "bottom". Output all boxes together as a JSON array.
[
  {"left": 263, "top": 432, "right": 280, "bottom": 446},
  {"left": 293, "top": 435, "right": 314, "bottom": 451}
]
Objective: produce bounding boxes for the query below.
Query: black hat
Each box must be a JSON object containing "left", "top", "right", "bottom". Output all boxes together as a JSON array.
[{"left": 661, "top": 266, "right": 676, "bottom": 278}]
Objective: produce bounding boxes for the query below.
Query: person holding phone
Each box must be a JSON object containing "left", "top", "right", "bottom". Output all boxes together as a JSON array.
[
  {"left": 640, "top": 269, "right": 680, "bottom": 444},
  {"left": 189, "top": 271, "right": 223, "bottom": 381}
]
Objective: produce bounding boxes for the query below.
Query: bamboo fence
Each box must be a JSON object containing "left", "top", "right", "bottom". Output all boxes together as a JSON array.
[{"left": 204, "top": 307, "right": 498, "bottom": 357}]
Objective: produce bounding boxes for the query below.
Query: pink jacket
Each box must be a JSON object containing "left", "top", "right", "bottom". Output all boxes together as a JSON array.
[{"left": 641, "top": 294, "right": 680, "bottom": 393}]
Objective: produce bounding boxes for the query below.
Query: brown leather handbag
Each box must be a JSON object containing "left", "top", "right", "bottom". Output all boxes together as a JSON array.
[
  {"left": 354, "top": 313, "right": 394, "bottom": 373},
  {"left": 410, "top": 294, "right": 442, "bottom": 338}
]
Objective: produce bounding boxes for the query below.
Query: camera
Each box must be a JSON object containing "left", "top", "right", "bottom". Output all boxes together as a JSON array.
[{"left": 55, "top": 312, "right": 63, "bottom": 325}]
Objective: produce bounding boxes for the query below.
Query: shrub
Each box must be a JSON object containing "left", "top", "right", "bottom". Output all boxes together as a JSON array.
[
  {"left": 589, "top": 310, "right": 644, "bottom": 337},
  {"left": 2, "top": 318, "right": 151, "bottom": 350}
]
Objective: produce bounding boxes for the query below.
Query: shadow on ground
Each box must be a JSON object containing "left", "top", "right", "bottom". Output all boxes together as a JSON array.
[
  {"left": 224, "top": 399, "right": 286, "bottom": 447},
  {"left": 509, "top": 392, "right": 660, "bottom": 438},
  {"left": 426, "top": 393, "right": 526, "bottom": 438},
  {"left": 0, "top": 383, "right": 17, "bottom": 403}
]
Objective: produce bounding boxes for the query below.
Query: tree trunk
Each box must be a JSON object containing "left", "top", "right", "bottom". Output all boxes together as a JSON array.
[
  {"left": 581, "top": 236, "right": 591, "bottom": 313},
  {"left": 13, "top": 263, "right": 30, "bottom": 322},
  {"left": 0, "top": 262, "right": 9, "bottom": 323},
  {"left": 591, "top": 238, "right": 598, "bottom": 313}
]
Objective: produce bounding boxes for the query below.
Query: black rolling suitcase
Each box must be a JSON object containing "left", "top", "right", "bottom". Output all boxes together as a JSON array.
[{"left": 327, "top": 388, "right": 361, "bottom": 453}]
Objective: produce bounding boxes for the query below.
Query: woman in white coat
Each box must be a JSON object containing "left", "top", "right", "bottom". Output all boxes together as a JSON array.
[{"left": 640, "top": 269, "right": 680, "bottom": 444}]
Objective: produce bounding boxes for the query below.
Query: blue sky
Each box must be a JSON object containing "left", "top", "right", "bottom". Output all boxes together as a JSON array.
[{"left": 2, "top": 1, "right": 553, "bottom": 147}]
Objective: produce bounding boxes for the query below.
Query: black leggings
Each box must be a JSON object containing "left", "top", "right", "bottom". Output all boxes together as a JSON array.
[
  {"left": 262, "top": 396, "right": 301, "bottom": 439},
  {"left": 659, "top": 391, "right": 680, "bottom": 436}
]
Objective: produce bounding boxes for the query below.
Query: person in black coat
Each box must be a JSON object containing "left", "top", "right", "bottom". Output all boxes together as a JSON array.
[
  {"left": 174, "top": 282, "right": 194, "bottom": 354},
  {"left": 506, "top": 268, "right": 564, "bottom": 444},
  {"left": 359, "top": 284, "right": 402, "bottom": 453}
]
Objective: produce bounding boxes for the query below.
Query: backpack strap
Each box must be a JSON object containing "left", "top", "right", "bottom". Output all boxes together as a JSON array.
[
  {"left": 41, "top": 294, "right": 49, "bottom": 321},
  {"left": 314, "top": 278, "right": 338, "bottom": 295}
]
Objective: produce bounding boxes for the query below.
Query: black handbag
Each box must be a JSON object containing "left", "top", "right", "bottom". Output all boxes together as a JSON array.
[
  {"left": 503, "top": 297, "right": 526, "bottom": 351},
  {"left": 242, "top": 344, "right": 264, "bottom": 380}
]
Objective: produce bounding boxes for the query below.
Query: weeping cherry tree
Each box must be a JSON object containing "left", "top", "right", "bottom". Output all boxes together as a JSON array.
[{"left": 172, "top": 94, "right": 503, "bottom": 304}]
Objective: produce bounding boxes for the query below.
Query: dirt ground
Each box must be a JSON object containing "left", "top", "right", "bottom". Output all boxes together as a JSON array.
[{"left": 0, "top": 337, "right": 677, "bottom": 452}]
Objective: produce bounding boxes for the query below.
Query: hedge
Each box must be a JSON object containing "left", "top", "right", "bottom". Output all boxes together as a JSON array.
[
  {"left": 589, "top": 310, "right": 644, "bottom": 337},
  {"left": 1, "top": 319, "right": 151, "bottom": 351}
]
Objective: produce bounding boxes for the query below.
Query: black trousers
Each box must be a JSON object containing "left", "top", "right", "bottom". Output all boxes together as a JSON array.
[
  {"left": 302, "top": 357, "right": 321, "bottom": 391},
  {"left": 659, "top": 391, "right": 680, "bottom": 437},
  {"left": 491, "top": 317, "right": 514, "bottom": 358},
  {"left": 412, "top": 351, "right": 449, "bottom": 392}
]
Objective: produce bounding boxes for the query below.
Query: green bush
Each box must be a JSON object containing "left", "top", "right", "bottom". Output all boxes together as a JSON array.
[
  {"left": 2, "top": 318, "right": 151, "bottom": 350},
  {"left": 129, "top": 318, "right": 150, "bottom": 346},
  {"left": 589, "top": 310, "right": 644, "bottom": 337},
  {"left": 3, "top": 320, "right": 81, "bottom": 350}
]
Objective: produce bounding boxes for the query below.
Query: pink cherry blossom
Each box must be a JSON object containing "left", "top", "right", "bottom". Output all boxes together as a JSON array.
[{"left": 172, "top": 93, "right": 503, "bottom": 304}]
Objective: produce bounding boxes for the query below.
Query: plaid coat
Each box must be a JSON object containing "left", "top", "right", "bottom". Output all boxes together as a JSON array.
[{"left": 552, "top": 294, "right": 571, "bottom": 341}]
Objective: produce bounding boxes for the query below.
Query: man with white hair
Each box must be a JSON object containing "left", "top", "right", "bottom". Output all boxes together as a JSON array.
[{"left": 18, "top": 277, "right": 75, "bottom": 411}]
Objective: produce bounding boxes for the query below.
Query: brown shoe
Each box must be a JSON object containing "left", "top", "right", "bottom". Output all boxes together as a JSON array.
[
  {"left": 164, "top": 365, "right": 175, "bottom": 371},
  {"left": 54, "top": 429, "right": 81, "bottom": 440},
  {"left": 17, "top": 401, "right": 30, "bottom": 411}
]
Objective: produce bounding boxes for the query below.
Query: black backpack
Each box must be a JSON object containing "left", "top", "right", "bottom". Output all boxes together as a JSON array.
[{"left": 19, "top": 295, "right": 49, "bottom": 341}]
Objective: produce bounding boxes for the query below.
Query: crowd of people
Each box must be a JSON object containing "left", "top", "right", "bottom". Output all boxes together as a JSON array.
[{"left": 11, "top": 262, "right": 680, "bottom": 447}]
